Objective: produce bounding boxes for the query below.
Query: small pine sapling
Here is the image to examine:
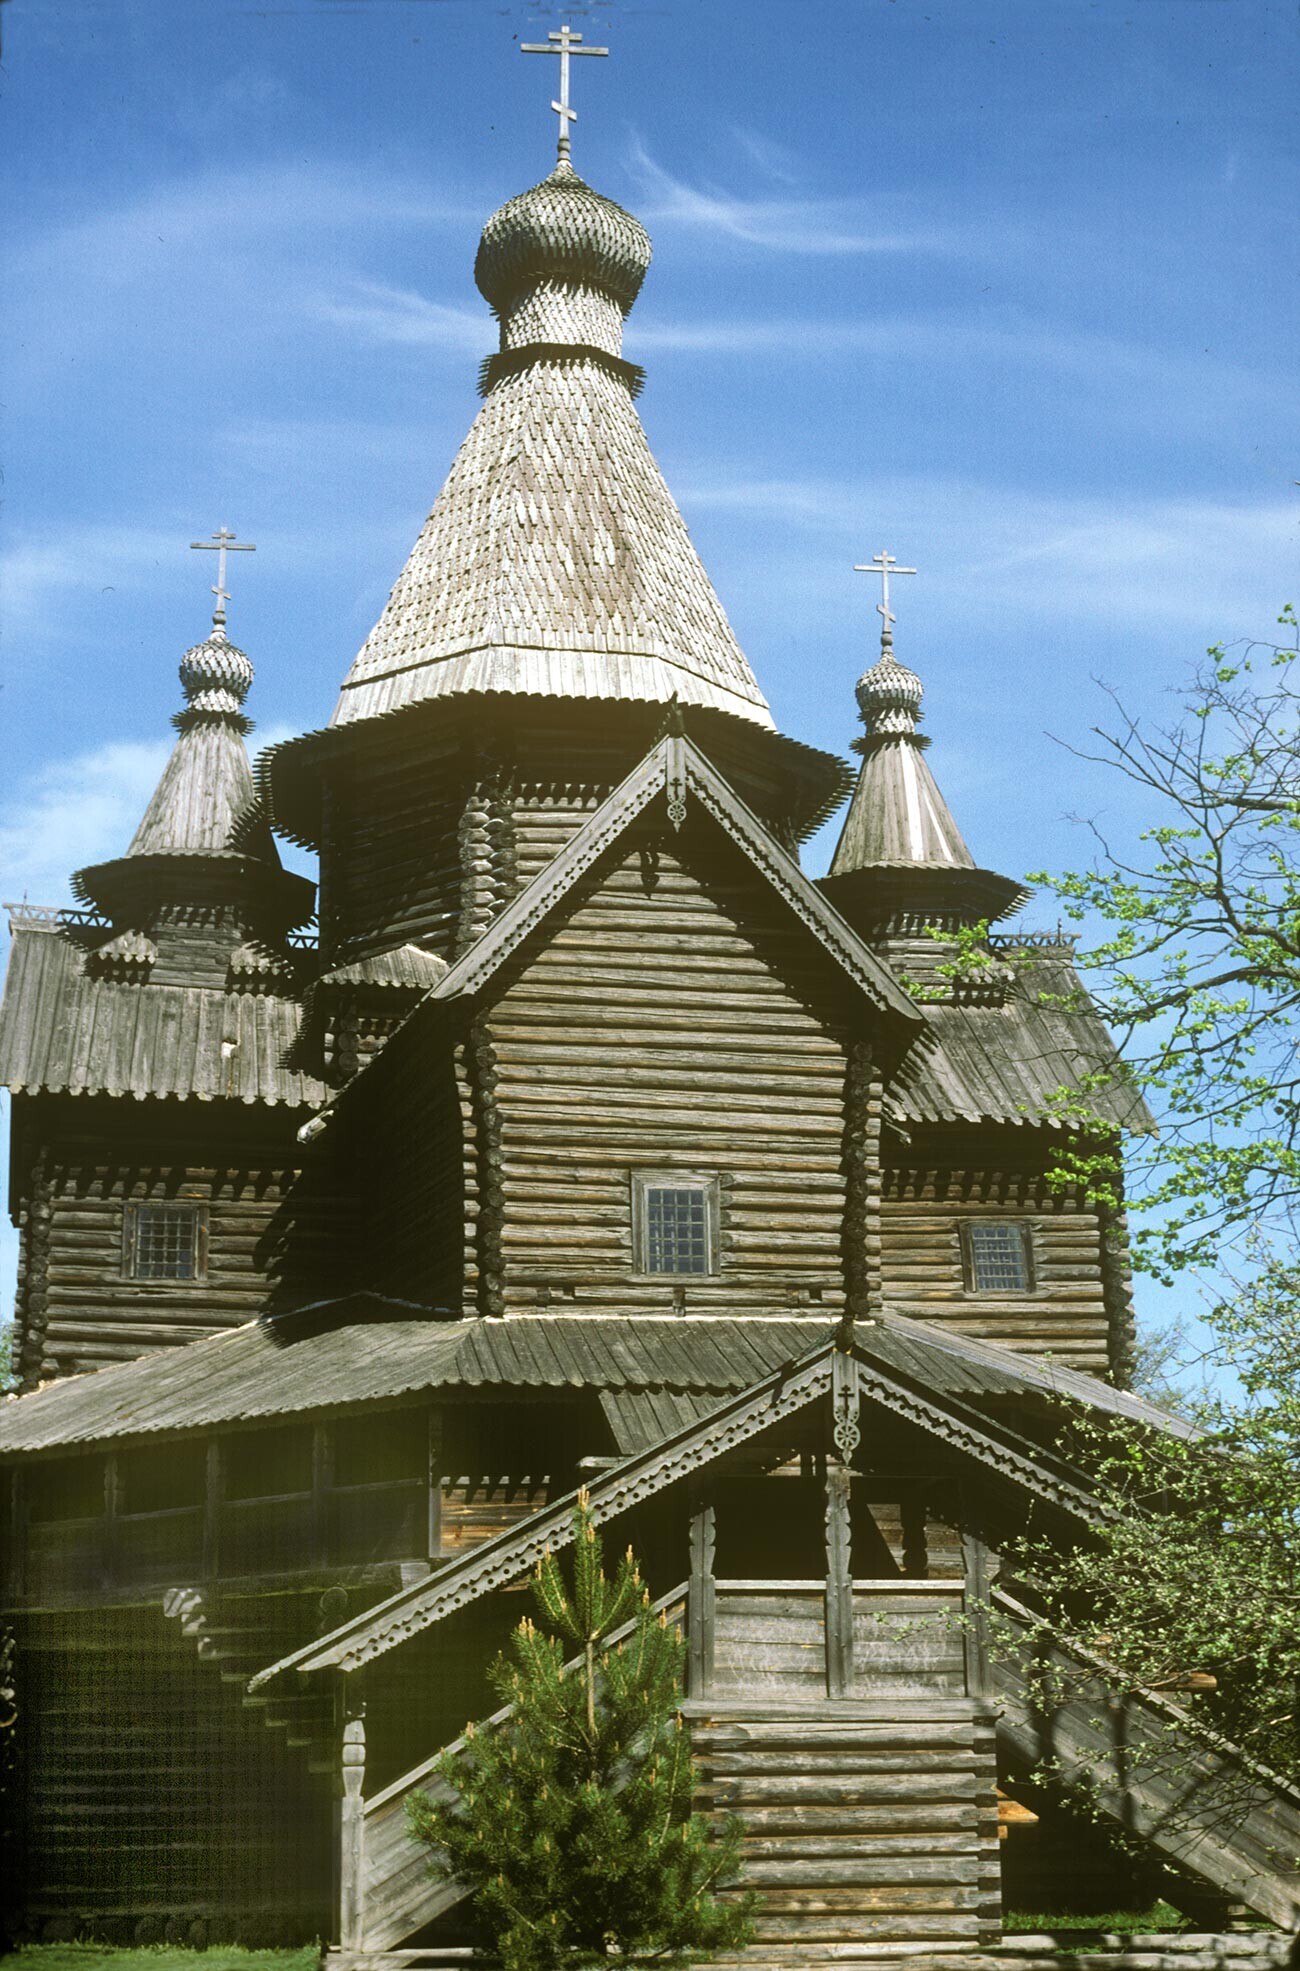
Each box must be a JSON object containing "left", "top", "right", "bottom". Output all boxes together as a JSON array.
[{"left": 408, "top": 1492, "right": 753, "bottom": 1969}]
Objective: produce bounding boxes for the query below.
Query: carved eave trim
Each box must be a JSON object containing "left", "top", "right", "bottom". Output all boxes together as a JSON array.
[
  {"left": 249, "top": 1324, "right": 1099, "bottom": 1688},
  {"left": 429, "top": 733, "right": 921, "bottom": 1025},
  {"left": 250, "top": 1347, "right": 838, "bottom": 1685}
]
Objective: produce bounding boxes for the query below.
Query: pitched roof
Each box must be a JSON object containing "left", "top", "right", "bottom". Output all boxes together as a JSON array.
[
  {"left": 249, "top": 1320, "right": 1137, "bottom": 1684},
  {"left": 0, "top": 1300, "right": 1193, "bottom": 1459},
  {"left": 426, "top": 731, "right": 920, "bottom": 1024},
  {"left": 0, "top": 910, "right": 325, "bottom": 1109},
  {"left": 332, "top": 163, "right": 772, "bottom": 733},
  {"left": 891, "top": 952, "right": 1155, "bottom": 1133},
  {"left": 0, "top": 1307, "right": 824, "bottom": 1455}
]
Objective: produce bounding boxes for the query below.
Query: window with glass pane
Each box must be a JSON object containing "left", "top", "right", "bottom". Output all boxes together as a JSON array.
[
  {"left": 125, "top": 1202, "right": 205, "bottom": 1281},
  {"left": 634, "top": 1175, "right": 718, "bottom": 1275},
  {"left": 963, "top": 1220, "right": 1033, "bottom": 1293}
]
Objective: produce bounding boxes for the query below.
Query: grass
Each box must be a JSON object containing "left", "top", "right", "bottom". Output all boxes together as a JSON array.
[
  {"left": 1003, "top": 1904, "right": 1193, "bottom": 1934},
  {"left": 0, "top": 1951, "right": 321, "bottom": 1971}
]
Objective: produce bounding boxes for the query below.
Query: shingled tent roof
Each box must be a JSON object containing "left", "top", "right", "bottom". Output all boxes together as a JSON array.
[
  {"left": 74, "top": 623, "right": 311, "bottom": 928},
  {"left": 332, "top": 161, "right": 772, "bottom": 733}
]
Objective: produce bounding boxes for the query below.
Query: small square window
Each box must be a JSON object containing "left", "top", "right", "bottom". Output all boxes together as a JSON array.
[
  {"left": 632, "top": 1173, "right": 719, "bottom": 1277},
  {"left": 962, "top": 1220, "right": 1033, "bottom": 1294},
  {"left": 124, "top": 1202, "right": 207, "bottom": 1283}
]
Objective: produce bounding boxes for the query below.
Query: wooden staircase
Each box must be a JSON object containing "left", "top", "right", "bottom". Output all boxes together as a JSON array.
[
  {"left": 688, "top": 1701, "right": 1002, "bottom": 1953},
  {"left": 992, "top": 1588, "right": 1300, "bottom": 1931},
  {"left": 162, "top": 1587, "right": 335, "bottom": 1774},
  {"left": 327, "top": 1588, "right": 1300, "bottom": 1961}
]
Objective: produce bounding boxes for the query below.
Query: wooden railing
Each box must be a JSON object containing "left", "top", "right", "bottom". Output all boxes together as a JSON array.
[
  {"left": 341, "top": 1584, "right": 688, "bottom": 1953},
  {"left": 992, "top": 1587, "right": 1300, "bottom": 1930}
]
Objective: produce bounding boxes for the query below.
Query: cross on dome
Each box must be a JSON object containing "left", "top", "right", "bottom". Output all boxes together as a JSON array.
[
  {"left": 854, "top": 548, "right": 916, "bottom": 652},
  {"left": 521, "top": 25, "right": 609, "bottom": 163},
  {"left": 190, "top": 526, "right": 256, "bottom": 635}
]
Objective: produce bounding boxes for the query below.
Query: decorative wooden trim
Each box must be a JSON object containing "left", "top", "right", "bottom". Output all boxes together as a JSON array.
[
  {"left": 680, "top": 745, "right": 921, "bottom": 1022},
  {"left": 851, "top": 1355, "right": 1098, "bottom": 1522},
  {"left": 823, "top": 1461, "right": 854, "bottom": 1699},
  {"left": 251, "top": 1348, "right": 838, "bottom": 1684},
  {"left": 831, "top": 1346, "right": 862, "bottom": 1464},
  {"left": 428, "top": 734, "right": 919, "bottom": 1021},
  {"left": 467, "top": 1017, "right": 506, "bottom": 1318},
  {"left": 336, "top": 1688, "right": 367, "bottom": 1950}
]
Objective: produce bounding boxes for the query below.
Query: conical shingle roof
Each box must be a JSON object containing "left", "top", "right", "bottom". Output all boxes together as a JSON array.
[
  {"left": 332, "top": 162, "right": 773, "bottom": 731},
  {"left": 76, "top": 623, "right": 312, "bottom": 930},
  {"left": 821, "top": 636, "right": 1025, "bottom": 933}
]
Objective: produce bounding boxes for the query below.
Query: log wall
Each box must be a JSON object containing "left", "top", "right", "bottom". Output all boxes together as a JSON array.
[
  {"left": 483, "top": 822, "right": 857, "bottom": 1318},
  {"left": 882, "top": 1131, "right": 1113, "bottom": 1376},
  {"left": 12, "top": 1098, "right": 347, "bottom": 1383},
  {"left": 692, "top": 1705, "right": 1002, "bottom": 1950}
]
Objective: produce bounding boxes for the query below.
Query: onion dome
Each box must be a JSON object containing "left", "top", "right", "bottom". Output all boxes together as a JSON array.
[
  {"left": 820, "top": 603, "right": 1026, "bottom": 940},
  {"left": 178, "top": 626, "right": 254, "bottom": 727},
  {"left": 74, "top": 612, "right": 313, "bottom": 933},
  {"left": 475, "top": 159, "right": 651, "bottom": 319}
]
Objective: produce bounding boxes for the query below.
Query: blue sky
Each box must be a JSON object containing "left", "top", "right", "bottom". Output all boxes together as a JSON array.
[{"left": 1, "top": 0, "right": 1297, "bottom": 1359}]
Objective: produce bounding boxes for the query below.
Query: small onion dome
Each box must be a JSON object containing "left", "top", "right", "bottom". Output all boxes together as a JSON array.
[
  {"left": 474, "top": 159, "right": 651, "bottom": 316},
  {"left": 856, "top": 650, "right": 924, "bottom": 739},
  {"left": 179, "top": 626, "right": 254, "bottom": 719}
]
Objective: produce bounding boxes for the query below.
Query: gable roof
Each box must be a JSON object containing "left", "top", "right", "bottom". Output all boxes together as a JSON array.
[
  {"left": 434, "top": 731, "right": 918, "bottom": 1022},
  {"left": 249, "top": 1320, "right": 1120, "bottom": 1686}
]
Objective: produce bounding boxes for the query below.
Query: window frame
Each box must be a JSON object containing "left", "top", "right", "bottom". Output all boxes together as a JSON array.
[
  {"left": 630, "top": 1171, "right": 721, "bottom": 1280},
  {"left": 959, "top": 1218, "right": 1036, "bottom": 1295},
  {"left": 122, "top": 1199, "right": 209, "bottom": 1285}
]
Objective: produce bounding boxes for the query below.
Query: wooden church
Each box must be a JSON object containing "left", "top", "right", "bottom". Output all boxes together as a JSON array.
[{"left": 2, "top": 44, "right": 1298, "bottom": 1965}]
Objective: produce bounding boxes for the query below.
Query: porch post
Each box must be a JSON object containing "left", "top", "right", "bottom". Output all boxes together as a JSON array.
[
  {"left": 336, "top": 1678, "right": 367, "bottom": 1950},
  {"left": 825, "top": 1348, "right": 859, "bottom": 1699},
  {"left": 687, "top": 1494, "right": 716, "bottom": 1697}
]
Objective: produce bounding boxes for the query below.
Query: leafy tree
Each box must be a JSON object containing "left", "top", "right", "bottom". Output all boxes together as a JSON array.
[
  {"left": 1030, "top": 605, "right": 1300, "bottom": 1281},
  {"left": 1017, "top": 1256, "right": 1300, "bottom": 1791},
  {"left": 408, "top": 1495, "right": 753, "bottom": 1970},
  {"left": 1012, "top": 616, "right": 1300, "bottom": 1802}
]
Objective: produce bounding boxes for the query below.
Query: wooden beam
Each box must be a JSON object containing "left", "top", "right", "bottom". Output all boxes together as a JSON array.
[
  {"left": 337, "top": 1682, "right": 367, "bottom": 1951},
  {"left": 687, "top": 1495, "right": 716, "bottom": 1697},
  {"left": 824, "top": 1461, "right": 854, "bottom": 1700}
]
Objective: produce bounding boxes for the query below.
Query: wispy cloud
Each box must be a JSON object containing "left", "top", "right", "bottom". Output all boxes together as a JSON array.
[
  {"left": 0, "top": 726, "right": 300, "bottom": 912},
  {"left": 629, "top": 310, "right": 1297, "bottom": 430},
  {"left": 673, "top": 472, "right": 1297, "bottom": 635},
  {"left": 727, "top": 126, "right": 800, "bottom": 187},
  {"left": 0, "top": 527, "right": 180, "bottom": 641},
  {"left": 0, "top": 740, "right": 173, "bottom": 909},
  {"left": 627, "top": 142, "right": 958, "bottom": 256},
  {"left": 310, "top": 280, "right": 490, "bottom": 351}
]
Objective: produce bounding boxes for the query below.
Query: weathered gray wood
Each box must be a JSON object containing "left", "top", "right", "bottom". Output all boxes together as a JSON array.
[
  {"left": 338, "top": 1696, "right": 367, "bottom": 1950},
  {"left": 824, "top": 1463, "right": 853, "bottom": 1699},
  {"left": 688, "top": 1496, "right": 716, "bottom": 1697}
]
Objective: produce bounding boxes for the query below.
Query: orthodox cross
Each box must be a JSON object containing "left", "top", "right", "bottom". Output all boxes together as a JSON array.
[
  {"left": 190, "top": 526, "right": 256, "bottom": 633},
  {"left": 854, "top": 548, "right": 916, "bottom": 647},
  {"left": 521, "top": 25, "right": 608, "bottom": 162}
]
